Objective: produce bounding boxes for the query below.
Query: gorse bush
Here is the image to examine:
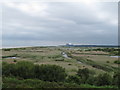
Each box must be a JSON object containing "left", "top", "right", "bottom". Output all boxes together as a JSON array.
[{"left": 2, "top": 61, "right": 67, "bottom": 82}]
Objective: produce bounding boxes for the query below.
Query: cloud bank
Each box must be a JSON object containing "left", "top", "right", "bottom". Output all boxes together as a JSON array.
[{"left": 2, "top": 1, "right": 118, "bottom": 47}]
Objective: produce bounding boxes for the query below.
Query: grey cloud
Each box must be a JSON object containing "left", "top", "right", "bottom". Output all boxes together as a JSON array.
[{"left": 2, "top": 2, "right": 118, "bottom": 47}]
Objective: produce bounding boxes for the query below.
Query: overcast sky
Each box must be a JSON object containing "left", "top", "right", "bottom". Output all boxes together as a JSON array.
[{"left": 1, "top": 1, "right": 118, "bottom": 47}]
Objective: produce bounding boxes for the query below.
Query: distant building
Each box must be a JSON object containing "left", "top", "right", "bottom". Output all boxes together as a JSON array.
[{"left": 66, "top": 43, "right": 73, "bottom": 47}]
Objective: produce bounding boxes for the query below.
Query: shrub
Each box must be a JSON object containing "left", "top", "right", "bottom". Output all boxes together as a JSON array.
[
  {"left": 114, "top": 60, "right": 120, "bottom": 64},
  {"left": 34, "top": 64, "right": 67, "bottom": 82},
  {"left": 13, "top": 60, "right": 17, "bottom": 62},
  {"left": 95, "top": 73, "right": 112, "bottom": 86},
  {"left": 77, "top": 68, "right": 92, "bottom": 84},
  {"left": 15, "top": 61, "right": 34, "bottom": 79},
  {"left": 77, "top": 68, "right": 90, "bottom": 78},
  {"left": 106, "top": 61, "right": 110, "bottom": 63},
  {"left": 86, "top": 76, "right": 96, "bottom": 85},
  {"left": 2, "top": 62, "right": 16, "bottom": 77},
  {"left": 66, "top": 75, "right": 81, "bottom": 84},
  {"left": 112, "top": 71, "right": 120, "bottom": 87},
  {"left": 2, "top": 61, "right": 67, "bottom": 82}
]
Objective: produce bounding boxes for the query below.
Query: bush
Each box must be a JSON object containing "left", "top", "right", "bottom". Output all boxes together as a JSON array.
[
  {"left": 77, "top": 68, "right": 94, "bottom": 84},
  {"left": 2, "top": 61, "right": 67, "bottom": 82},
  {"left": 114, "top": 60, "right": 120, "bottom": 64},
  {"left": 112, "top": 71, "right": 120, "bottom": 87},
  {"left": 95, "top": 73, "right": 112, "bottom": 86},
  {"left": 106, "top": 61, "right": 110, "bottom": 63},
  {"left": 86, "top": 76, "right": 96, "bottom": 85},
  {"left": 34, "top": 64, "right": 67, "bottom": 82},
  {"left": 77, "top": 68, "right": 90, "bottom": 81},
  {"left": 2, "top": 62, "right": 16, "bottom": 77},
  {"left": 15, "top": 61, "right": 35, "bottom": 79},
  {"left": 66, "top": 75, "right": 81, "bottom": 84},
  {"left": 13, "top": 60, "right": 17, "bottom": 62}
]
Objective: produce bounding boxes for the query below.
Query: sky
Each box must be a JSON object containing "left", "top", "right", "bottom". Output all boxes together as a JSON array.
[{"left": 1, "top": 0, "right": 118, "bottom": 47}]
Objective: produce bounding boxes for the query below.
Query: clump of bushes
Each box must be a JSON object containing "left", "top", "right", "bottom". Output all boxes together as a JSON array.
[
  {"left": 13, "top": 60, "right": 17, "bottom": 62},
  {"left": 2, "top": 61, "right": 119, "bottom": 88},
  {"left": 94, "top": 73, "right": 112, "bottom": 86},
  {"left": 106, "top": 61, "right": 110, "bottom": 63},
  {"left": 2, "top": 54, "right": 18, "bottom": 58},
  {"left": 2, "top": 61, "right": 67, "bottom": 82},
  {"left": 3, "top": 49, "right": 11, "bottom": 51},
  {"left": 55, "top": 57, "right": 64, "bottom": 61},
  {"left": 114, "top": 60, "right": 120, "bottom": 64}
]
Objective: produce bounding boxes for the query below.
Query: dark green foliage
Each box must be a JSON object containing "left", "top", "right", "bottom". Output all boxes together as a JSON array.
[
  {"left": 77, "top": 68, "right": 91, "bottom": 84},
  {"left": 2, "top": 61, "right": 67, "bottom": 82},
  {"left": 112, "top": 71, "right": 120, "bottom": 88},
  {"left": 106, "top": 61, "right": 110, "bottom": 63},
  {"left": 34, "top": 64, "right": 66, "bottom": 82},
  {"left": 92, "top": 48, "right": 119, "bottom": 55},
  {"left": 2, "top": 77, "right": 81, "bottom": 88},
  {"left": 95, "top": 73, "right": 112, "bottom": 86},
  {"left": 13, "top": 60, "right": 17, "bottom": 62},
  {"left": 86, "top": 76, "right": 96, "bottom": 85},
  {"left": 55, "top": 57, "right": 64, "bottom": 61},
  {"left": 2, "top": 54, "right": 18, "bottom": 58},
  {"left": 114, "top": 60, "right": 120, "bottom": 64},
  {"left": 3, "top": 49, "right": 11, "bottom": 51},
  {"left": 2, "top": 62, "right": 16, "bottom": 77},
  {"left": 66, "top": 75, "right": 81, "bottom": 84},
  {"left": 3, "top": 77, "right": 118, "bottom": 88},
  {"left": 15, "top": 61, "right": 34, "bottom": 79}
]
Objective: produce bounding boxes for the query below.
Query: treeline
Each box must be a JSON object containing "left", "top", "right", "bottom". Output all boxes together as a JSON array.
[
  {"left": 2, "top": 61, "right": 120, "bottom": 88},
  {"left": 87, "top": 48, "right": 119, "bottom": 55}
]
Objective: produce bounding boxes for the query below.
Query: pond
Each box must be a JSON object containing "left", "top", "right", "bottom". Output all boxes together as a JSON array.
[
  {"left": 110, "top": 56, "right": 120, "bottom": 58},
  {"left": 5, "top": 57, "right": 17, "bottom": 59},
  {"left": 62, "top": 52, "right": 70, "bottom": 59}
]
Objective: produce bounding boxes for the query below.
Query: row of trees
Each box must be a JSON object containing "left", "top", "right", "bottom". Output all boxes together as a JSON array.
[{"left": 2, "top": 61, "right": 120, "bottom": 87}]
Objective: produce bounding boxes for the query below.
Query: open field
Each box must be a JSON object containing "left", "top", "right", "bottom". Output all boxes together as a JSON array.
[
  {"left": 2, "top": 46, "right": 119, "bottom": 75},
  {"left": 1, "top": 46, "right": 120, "bottom": 89}
]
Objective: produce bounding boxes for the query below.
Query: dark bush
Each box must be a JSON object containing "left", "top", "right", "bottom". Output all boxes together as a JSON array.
[
  {"left": 95, "top": 73, "right": 112, "bottom": 86},
  {"left": 114, "top": 60, "right": 120, "bottom": 64},
  {"left": 66, "top": 75, "right": 81, "bottom": 84},
  {"left": 112, "top": 71, "right": 120, "bottom": 87},
  {"left": 106, "top": 61, "right": 110, "bottom": 63},
  {"left": 77, "top": 68, "right": 91, "bottom": 84},
  {"left": 34, "top": 64, "right": 67, "bottom": 82},
  {"left": 2, "top": 61, "right": 67, "bottom": 82},
  {"left": 13, "top": 60, "right": 17, "bottom": 62}
]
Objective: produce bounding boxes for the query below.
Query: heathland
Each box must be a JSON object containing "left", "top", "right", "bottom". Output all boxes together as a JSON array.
[{"left": 1, "top": 46, "right": 120, "bottom": 89}]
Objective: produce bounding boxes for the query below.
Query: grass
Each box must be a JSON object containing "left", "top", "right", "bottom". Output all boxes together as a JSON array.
[{"left": 2, "top": 47, "right": 119, "bottom": 75}]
